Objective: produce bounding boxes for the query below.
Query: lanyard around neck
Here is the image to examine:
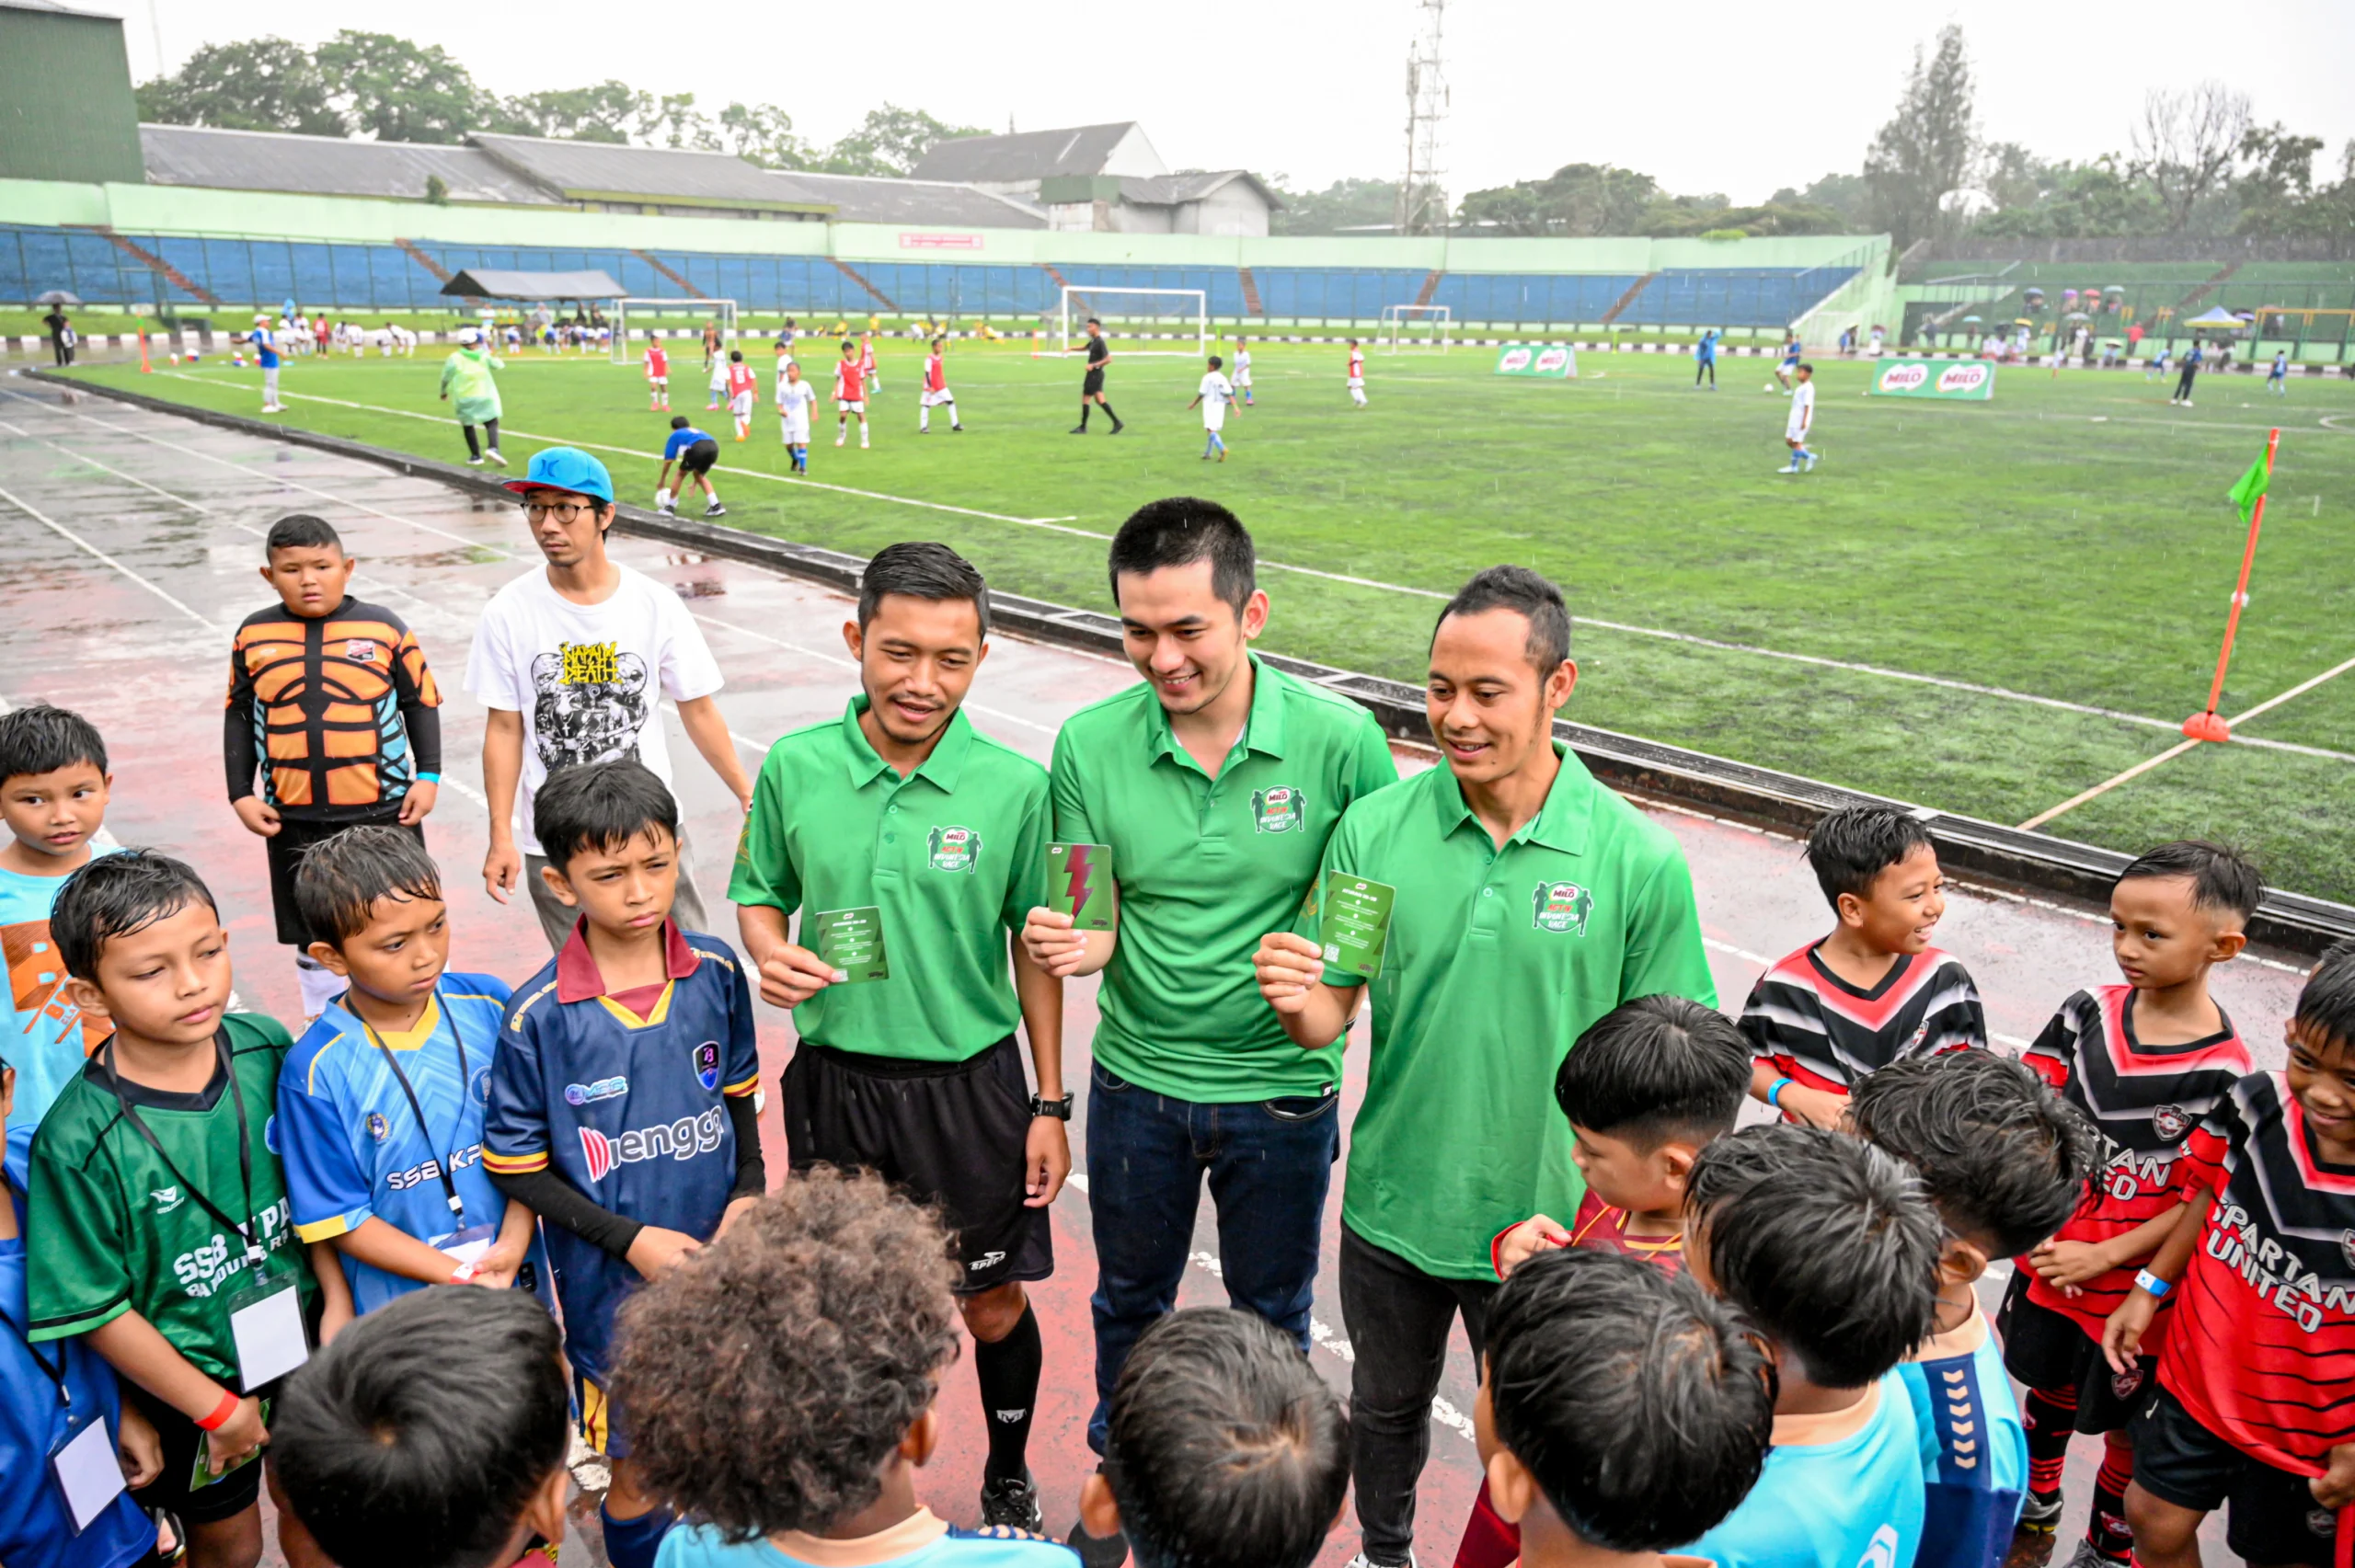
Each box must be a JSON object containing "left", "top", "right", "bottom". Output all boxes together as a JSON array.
[
  {"left": 358, "top": 988, "right": 472, "bottom": 1227},
  {"left": 102, "top": 1030, "right": 266, "bottom": 1266}
]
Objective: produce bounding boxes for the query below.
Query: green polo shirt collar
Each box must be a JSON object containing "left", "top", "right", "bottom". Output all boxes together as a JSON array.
[
  {"left": 1146, "top": 653, "right": 1290, "bottom": 773},
  {"left": 1431, "top": 742, "right": 1597, "bottom": 855},
  {"left": 843, "top": 694, "right": 975, "bottom": 794}
]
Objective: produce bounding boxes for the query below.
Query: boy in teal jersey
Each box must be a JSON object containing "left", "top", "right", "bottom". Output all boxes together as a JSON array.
[
  {"left": 279, "top": 827, "right": 546, "bottom": 1315},
  {"left": 1677, "top": 1125, "right": 1941, "bottom": 1568}
]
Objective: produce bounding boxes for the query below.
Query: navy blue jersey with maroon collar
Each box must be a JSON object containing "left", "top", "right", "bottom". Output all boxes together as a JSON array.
[
  {"left": 484, "top": 921, "right": 759, "bottom": 1383},
  {"left": 1740, "top": 942, "right": 1986, "bottom": 1092}
]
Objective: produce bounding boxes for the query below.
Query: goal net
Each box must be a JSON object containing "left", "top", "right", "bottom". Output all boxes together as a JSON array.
[
  {"left": 613, "top": 297, "right": 739, "bottom": 362},
  {"left": 1381, "top": 303, "right": 1453, "bottom": 352},
  {"left": 1034, "top": 286, "right": 1208, "bottom": 359}
]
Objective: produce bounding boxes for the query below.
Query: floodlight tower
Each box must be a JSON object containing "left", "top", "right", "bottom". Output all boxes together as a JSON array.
[{"left": 1396, "top": 0, "right": 1450, "bottom": 235}]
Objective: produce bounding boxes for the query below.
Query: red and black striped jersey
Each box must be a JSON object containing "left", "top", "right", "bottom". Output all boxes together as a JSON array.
[
  {"left": 2019, "top": 987, "right": 2251, "bottom": 1337},
  {"left": 1740, "top": 942, "right": 1986, "bottom": 1092},
  {"left": 2159, "top": 1070, "right": 2355, "bottom": 1469}
]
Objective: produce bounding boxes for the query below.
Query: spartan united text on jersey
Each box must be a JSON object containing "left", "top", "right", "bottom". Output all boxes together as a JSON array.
[{"left": 1740, "top": 944, "right": 1986, "bottom": 1090}]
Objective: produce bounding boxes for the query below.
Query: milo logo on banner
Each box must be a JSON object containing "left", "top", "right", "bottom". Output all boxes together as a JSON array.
[
  {"left": 1870, "top": 358, "right": 1995, "bottom": 400},
  {"left": 1495, "top": 344, "right": 1577, "bottom": 379},
  {"left": 1534, "top": 347, "right": 1572, "bottom": 374},
  {"left": 1496, "top": 346, "right": 1534, "bottom": 372},
  {"left": 1936, "top": 362, "right": 1991, "bottom": 395}
]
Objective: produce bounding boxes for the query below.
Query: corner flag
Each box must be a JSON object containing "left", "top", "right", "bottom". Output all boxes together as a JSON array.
[{"left": 2227, "top": 453, "right": 2269, "bottom": 524}]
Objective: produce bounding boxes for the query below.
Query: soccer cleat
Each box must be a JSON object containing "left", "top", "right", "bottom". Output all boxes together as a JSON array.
[
  {"left": 1066, "top": 1518, "right": 1128, "bottom": 1568},
  {"left": 980, "top": 1471, "right": 1043, "bottom": 1533},
  {"left": 1070, "top": 425, "right": 1088, "bottom": 434},
  {"left": 465, "top": 456, "right": 485, "bottom": 467},
  {"left": 486, "top": 450, "right": 507, "bottom": 467},
  {"left": 952, "top": 424, "right": 963, "bottom": 431},
  {"left": 705, "top": 502, "right": 726, "bottom": 518},
  {"left": 1109, "top": 421, "right": 1125, "bottom": 434},
  {"left": 835, "top": 435, "right": 845, "bottom": 446},
  {"left": 2003, "top": 1492, "right": 2065, "bottom": 1568}
]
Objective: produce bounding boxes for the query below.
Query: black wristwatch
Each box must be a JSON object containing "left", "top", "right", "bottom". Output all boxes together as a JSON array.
[{"left": 1030, "top": 1093, "right": 1074, "bottom": 1121}]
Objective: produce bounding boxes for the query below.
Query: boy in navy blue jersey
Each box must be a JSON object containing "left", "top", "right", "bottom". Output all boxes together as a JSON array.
[
  {"left": 1849, "top": 1051, "right": 2101, "bottom": 1568},
  {"left": 484, "top": 761, "right": 764, "bottom": 1568}
]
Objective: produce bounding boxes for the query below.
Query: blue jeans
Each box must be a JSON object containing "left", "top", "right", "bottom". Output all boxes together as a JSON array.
[{"left": 1085, "top": 1059, "right": 1340, "bottom": 1453}]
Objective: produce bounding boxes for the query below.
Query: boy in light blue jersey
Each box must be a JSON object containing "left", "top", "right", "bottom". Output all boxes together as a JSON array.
[
  {"left": 279, "top": 827, "right": 547, "bottom": 1315},
  {"left": 2268, "top": 349, "right": 2289, "bottom": 395},
  {"left": 611, "top": 1169, "right": 1074, "bottom": 1568},
  {"left": 1678, "top": 1125, "right": 1942, "bottom": 1568},
  {"left": 1850, "top": 1052, "right": 2101, "bottom": 1568}
]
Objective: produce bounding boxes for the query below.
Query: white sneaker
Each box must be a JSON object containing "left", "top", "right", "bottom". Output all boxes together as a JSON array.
[
  {"left": 486, "top": 449, "right": 507, "bottom": 467},
  {"left": 835, "top": 435, "right": 845, "bottom": 446},
  {"left": 465, "top": 456, "right": 485, "bottom": 467},
  {"left": 1346, "top": 1553, "right": 1417, "bottom": 1568}
]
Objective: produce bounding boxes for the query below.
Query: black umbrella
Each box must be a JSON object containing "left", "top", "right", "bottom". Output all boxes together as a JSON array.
[{"left": 34, "top": 290, "right": 80, "bottom": 306}]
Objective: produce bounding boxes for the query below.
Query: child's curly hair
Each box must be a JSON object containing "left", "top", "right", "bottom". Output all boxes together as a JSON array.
[{"left": 609, "top": 1167, "right": 961, "bottom": 1539}]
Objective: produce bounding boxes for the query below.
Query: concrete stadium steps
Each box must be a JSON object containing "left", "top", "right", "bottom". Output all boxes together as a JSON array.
[
  {"left": 393, "top": 238, "right": 453, "bottom": 283},
  {"left": 1599, "top": 270, "right": 1658, "bottom": 325},
  {"left": 82, "top": 226, "right": 218, "bottom": 305},
  {"left": 633, "top": 249, "right": 705, "bottom": 298}
]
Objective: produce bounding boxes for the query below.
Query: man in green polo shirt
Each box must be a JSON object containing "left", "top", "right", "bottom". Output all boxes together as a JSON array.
[
  {"left": 1254, "top": 564, "right": 1715, "bottom": 1568},
  {"left": 1020, "top": 497, "right": 1396, "bottom": 1560},
  {"left": 729, "top": 542, "right": 1069, "bottom": 1534}
]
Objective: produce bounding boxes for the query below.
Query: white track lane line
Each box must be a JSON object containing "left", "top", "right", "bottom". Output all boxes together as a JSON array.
[{"left": 0, "top": 481, "right": 217, "bottom": 630}]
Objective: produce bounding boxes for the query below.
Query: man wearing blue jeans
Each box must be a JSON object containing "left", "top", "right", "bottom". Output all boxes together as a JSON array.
[{"left": 1024, "top": 497, "right": 1397, "bottom": 1567}]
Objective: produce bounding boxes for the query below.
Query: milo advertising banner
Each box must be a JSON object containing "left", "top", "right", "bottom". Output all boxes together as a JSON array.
[
  {"left": 1869, "top": 358, "right": 1995, "bottom": 400},
  {"left": 1493, "top": 343, "right": 1578, "bottom": 379}
]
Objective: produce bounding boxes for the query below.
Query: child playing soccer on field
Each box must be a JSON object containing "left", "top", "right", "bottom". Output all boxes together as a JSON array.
[
  {"left": 1742, "top": 806, "right": 1986, "bottom": 1129},
  {"left": 1188, "top": 353, "right": 1238, "bottom": 461},
  {"left": 1850, "top": 1050, "right": 2102, "bottom": 1568},
  {"left": 725, "top": 350, "right": 757, "bottom": 441},
  {"left": 920, "top": 338, "right": 961, "bottom": 432},
  {"left": 482, "top": 761, "right": 764, "bottom": 1568},
  {"left": 1773, "top": 330, "right": 1802, "bottom": 392},
  {"left": 277, "top": 827, "right": 546, "bottom": 1316},
  {"left": 706, "top": 346, "right": 729, "bottom": 412},
  {"left": 1781, "top": 362, "right": 1819, "bottom": 472},
  {"left": 1233, "top": 336, "right": 1254, "bottom": 405},
  {"left": 776, "top": 358, "right": 817, "bottom": 473},
  {"left": 2000, "top": 841, "right": 2261, "bottom": 1568},
  {"left": 1347, "top": 338, "right": 1368, "bottom": 406},
  {"left": 1476, "top": 1248, "right": 1775, "bottom": 1568},
  {"left": 645, "top": 339, "right": 671, "bottom": 412},
  {"left": 2269, "top": 348, "right": 2289, "bottom": 396},
  {"left": 1675, "top": 1125, "right": 1942, "bottom": 1568},
  {"left": 2101, "top": 941, "right": 2355, "bottom": 1568},
  {"left": 0, "top": 704, "right": 115, "bottom": 1187},
  {"left": 27, "top": 851, "right": 350, "bottom": 1568},
  {"left": 612, "top": 1169, "right": 1074, "bottom": 1568},
  {"left": 656, "top": 416, "right": 726, "bottom": 519},
  {"left": 227, "top": 515, "right": 443, "bottom": 1022},
  {"left": 836, "top": 339, "right": 871, "bottom": 449},
  {"left": 861, "top": 330, "right": 881, "bottom": 395}
]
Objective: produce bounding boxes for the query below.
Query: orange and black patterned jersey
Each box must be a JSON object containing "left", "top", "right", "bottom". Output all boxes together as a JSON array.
[{"left": 224, "top": 596, "right": 443, "bottom": 821}]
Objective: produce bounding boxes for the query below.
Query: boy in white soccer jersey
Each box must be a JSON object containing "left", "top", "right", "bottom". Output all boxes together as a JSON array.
[
  {"left": 725, "top": 350, "right": 757, "bottom": 442},
  {"left": 1234, "top": 336, "right": 1255, "bottom": 405},
  {"left": 1187, "top": 353, "right": 1239, "bottom": 461},
  {"left": 1782, "top": 362, "right": 1818, "bottom": 473},
  {"left": 1347, "top": 338, "right": 1368, "bottom": 406},
  {"left": 706, "top": 347, "right": 730, "bottom": 412},
  {"left": 834, "top": 339, "right": 870, "bottom": 449},
  {"left": 2268, "top": 348, "right": 2289, "bottom": 396},
  {"left": 645, "top": 340, "right": 671, "bottom": 412},
  {"left": 919, "top": 338, "right": 962, "bottom": 433},
  {"left": 775, "top": 358, "right": 816, "bottom": 473}
]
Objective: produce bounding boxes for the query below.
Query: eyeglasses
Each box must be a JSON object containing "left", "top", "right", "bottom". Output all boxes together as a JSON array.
[{"left": 523, "top": 499, "right": 595, "bottom": 523}]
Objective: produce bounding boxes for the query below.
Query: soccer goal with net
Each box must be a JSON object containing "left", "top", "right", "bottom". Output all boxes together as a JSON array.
[
  {"left": 1033, "top": 286, "right": 1208, "bottom": 359},
  {"left": 612, "top": 297, "right": 739, "bottom": 362},
  {"left": 1381, "top": 303, "right": 1453, "bottom": 353}
]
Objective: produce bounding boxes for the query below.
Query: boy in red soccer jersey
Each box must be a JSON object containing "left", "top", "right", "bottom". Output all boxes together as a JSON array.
[
  {"left": 919, "top": 338, "right": 961, "bottom": 433},
  {"left": 834, "top": 340, "right": 869, "bottom": 450},
  {"left": 724, "top": 350, "right": 757, "bottom": 441},
  {"left": 644, "top": 339, "right": 670, "bottom": 412},
  {"left": 1742, "top": 806, "right": 1987, "bottom": 1130},
  {"left": 1347, "top": 339, "right": 1368, "bottom": 406},
  {"left": 2104, "top": 940, "right": 2355, "bottom": 1568},
  {"left": 2002, "top": 841, "right": 2261, "bottom": 1568}
]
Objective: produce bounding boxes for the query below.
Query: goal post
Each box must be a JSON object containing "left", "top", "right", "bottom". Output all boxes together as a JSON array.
[
  {"left": 1033, "top": 286, "right": 1208, "bottom": 359},
  {"left": 1381, "top": 303, "right": 1453, "bottom": 353},
  {"left": 613, "top": 297, "right": 738, "bottom": 362}
]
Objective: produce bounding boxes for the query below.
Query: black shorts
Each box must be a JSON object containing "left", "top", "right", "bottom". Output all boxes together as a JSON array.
[
  {"left": 1997, "top": 1268, "right": 2154, "bottom": 1432},
  {"left": 263, "top": 812, "right": 417, "bottom": 946},
  {"left": 2134, "top": 1382, "right": 2339, "bottom": 1564},
  {"left": 680, "top": 438, "right": 720, "bottom": 475},
  {"left": 127, "top": 1377, "right": 286, "bottom": 1527},
  {"left": 1083, "top": 368, "right": 1106, "bottom": 395},
  {"left": 783, "top": 1035, "right": 1051, "bottom": 1294}
]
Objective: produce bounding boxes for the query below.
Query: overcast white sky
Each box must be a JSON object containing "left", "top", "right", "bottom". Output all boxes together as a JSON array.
[{"left": 125, "top": 0, "right": 2355, "bottom": 201}]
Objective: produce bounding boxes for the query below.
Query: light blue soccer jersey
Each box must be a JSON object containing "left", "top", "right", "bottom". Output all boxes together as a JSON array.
[
  {"left": 1682, "top": 1371, "right": 1926, "bottom": 1568},
  {"left": 658, "top": 1511, "right": 1076, "bottom": 1568},
  {"left": 1899, "top": 1311, "right": 2025, "bottom": 1568},
  {"left": 280, "top": 974, "right": 549, "bottom": 1315},
  {"left": 0, "top": 853, "right": 119, "bottom": 1190}
]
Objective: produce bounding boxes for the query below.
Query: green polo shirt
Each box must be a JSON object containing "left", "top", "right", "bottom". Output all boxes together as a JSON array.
[
  {"left": 729, "top": 697, "right": 1050, "bottom": 1062},
  {"left": 1301, "top": 746, "right": 1716, "bottom": 1279},
  {"left": 1051, "top": 655, "right": 1398, "bottom": 1103}
]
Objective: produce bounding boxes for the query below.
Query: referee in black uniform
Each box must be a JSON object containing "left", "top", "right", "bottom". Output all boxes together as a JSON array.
[{"left": 1071, "top": 316, "right": 1123, "bottom": 434}]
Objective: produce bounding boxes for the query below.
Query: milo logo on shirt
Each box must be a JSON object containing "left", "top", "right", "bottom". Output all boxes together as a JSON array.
[
  {"left": 1532, "top": 880, "right": 1594, "bottom": 935},
  {"left": 578, "top": 1108, "right": 727, "bottom": 1182},
  {"left": 1251, "top": 786, "right": 1305, "bottom": 834},
  {"left": 929, "top": 825, "right": 982, "bottom": 873}
]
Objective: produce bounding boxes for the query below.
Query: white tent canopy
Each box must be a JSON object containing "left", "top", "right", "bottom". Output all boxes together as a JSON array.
[{"left": 440, "top": 269, "right": 625, "bottom": 302}]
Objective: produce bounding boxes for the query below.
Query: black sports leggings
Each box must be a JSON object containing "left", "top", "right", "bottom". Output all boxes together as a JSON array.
[
  {"left": 462, "top": 418, "right": 500, "bottom": 458},
  {"left": 2175, "top": 365, "right": 2199, "bottom": 401},
  {"left": 1695, "top": 360, "right": 1715, "bottom": 385}
]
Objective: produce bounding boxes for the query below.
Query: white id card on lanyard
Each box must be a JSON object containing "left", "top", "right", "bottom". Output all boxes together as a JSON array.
[
  {"left": 225, "top": 1275, "right": 309, "bottom": 1391},
  {"left": 52, "top": 1411, "right": 126, "bottom": 1531}
]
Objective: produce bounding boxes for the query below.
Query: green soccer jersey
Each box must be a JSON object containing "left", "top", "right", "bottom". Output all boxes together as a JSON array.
[
  {"left": 729, "top": 696, "right": 1051, "bottom": 1062},
  {"left": 1051, "top": 656, "right": 1399, "bottom": 1103},
  {"left": 1300, "top": 747, "right": 1716, "bottom": 1279},
  {"left": 26, "top": 1013, "right": 318, "bottom": 1387}
]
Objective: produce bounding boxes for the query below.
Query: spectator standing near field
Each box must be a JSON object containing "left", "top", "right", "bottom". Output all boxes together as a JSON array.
[
  {"left": 41, "top": 304, "right": 73, "bottom": 367},
  {"left": 439, "top": 328, "right": 505, "bottom": 467},
  {"left": 1071, "top": 317, "right": 1124, "bottom": 434},
  {"left": 1694, "top": 328, "right": 1717, "bottom": 390}
]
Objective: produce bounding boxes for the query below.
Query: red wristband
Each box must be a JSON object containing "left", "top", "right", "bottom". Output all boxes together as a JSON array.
[{"left": 194, "top": 1389, "right": 242, "bottom": 1431}]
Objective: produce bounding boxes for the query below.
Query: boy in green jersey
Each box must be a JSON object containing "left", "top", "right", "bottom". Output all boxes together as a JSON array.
[{"left": 26, "top": 851, "right": 349, "bottom": 1568}]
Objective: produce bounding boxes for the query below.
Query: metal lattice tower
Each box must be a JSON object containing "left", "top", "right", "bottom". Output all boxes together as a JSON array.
[{"left": 1396, "top": 0, "right": 1450, "bottom": 235}]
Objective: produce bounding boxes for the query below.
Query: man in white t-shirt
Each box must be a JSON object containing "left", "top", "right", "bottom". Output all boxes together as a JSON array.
[
  {"left": 1186, "top": 353, "right": 1239, "bottom": 462},
  {"left": 465, "top": 446, "right": 755, "bottom": 948},
  {"left": 1780, "top": 361, "right": 1818, "bottom": 474}
]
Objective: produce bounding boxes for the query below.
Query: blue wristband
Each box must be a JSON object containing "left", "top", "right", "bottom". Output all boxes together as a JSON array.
[
  {"left": 2134, "top": 1268, "right": 2172, "bottom": 1299},
  {"left": 1766, "top": 1077, "right": 1795, "bottom": 1109},
  {"left": 415, "top": 773, "right": 440, "bottom": 784}
]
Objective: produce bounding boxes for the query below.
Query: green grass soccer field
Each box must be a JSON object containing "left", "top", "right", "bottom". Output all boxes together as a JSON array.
[{"left": 60, "top": 338, "right": 2355, "bottom": 903}]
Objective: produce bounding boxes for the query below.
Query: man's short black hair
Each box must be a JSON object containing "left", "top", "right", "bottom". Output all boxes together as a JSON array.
[
  {"left": 1805, "top": 806, "right": 1934, "bottom": 906},
  {"left": 1105, "top": 1308, "right": 1348, "bottom": 1568},
  {"left": 294, "top": 825, "right": 442, "bottom": 946},
  {"left": 1433, "top": 565, "right": 1570, "bottom": 672},
  {"left": 0, "top": 703, "right": 108, "bottom": 784},
  {"left": 532, "top": 761, "right": 679, "bottom": 873},
  {"left": 1555, "top": 994, "right": 1751, "bottom": 1151},
  {"left": 272, "top": 1288, "right": 568, "bottom": 1568},
  {"left": 670, "top": 415, "right": 690, "bottom": 429},
  {"left": 1487, "top": 1248, "right": 1773, "bottom": 1551},
  {"left": 2113, "top": 840, "right": 2264, "bottom": 922},
  {"left": 2295, "top": 939, "right": 2355, "bottom": 1055},
  {"left": 1847, "top": 1049, "right": 2100, "bottom": 1256},
  {"left": 1109, "top": 498, "right": 1258, "bottom": 619},
  {"left": 1684, "top": 1124, "right": 1941, "bottom": 1387},
  {"left": 266, "top": 513, "right": 344, "bottom": 556},
  {"left": 51, "top": 849, "right": 217, "bottom": 982},
  {"left": 857, "top": 542, "right": 991, "bottom": 640},
  {"left": 1086, "top": 316, "right": 1102, "bottom": 327}
]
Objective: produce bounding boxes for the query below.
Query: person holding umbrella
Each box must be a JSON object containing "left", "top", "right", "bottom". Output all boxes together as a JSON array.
[
  {"left": 440, "top": 327, "right": 507, "bottom": 467},
  {"left": 38, "top": 294, "right": 75, "bottom": 367}
]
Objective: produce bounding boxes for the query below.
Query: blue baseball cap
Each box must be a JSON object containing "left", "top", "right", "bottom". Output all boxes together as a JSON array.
[{"left": 502, "top": 446, "right": 613, "bottom": 504}]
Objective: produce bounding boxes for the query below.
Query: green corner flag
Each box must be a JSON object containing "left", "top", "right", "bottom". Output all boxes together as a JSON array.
[{"left": 2227, "top": 453, "right": 2270, "bottom": 523}]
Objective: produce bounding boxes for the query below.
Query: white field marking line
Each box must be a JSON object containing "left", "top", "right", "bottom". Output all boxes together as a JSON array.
[
  {"left": 0, "top": 481, "right": 217, "bottom": 629},
  {"left": 1059, "top": 1171, "right": 1473, "bottom": 1441}
]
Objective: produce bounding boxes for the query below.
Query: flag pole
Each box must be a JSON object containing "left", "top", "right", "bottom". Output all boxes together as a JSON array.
[{"left": 2181, "top": 426, "right": 2281, "bottom": 743}]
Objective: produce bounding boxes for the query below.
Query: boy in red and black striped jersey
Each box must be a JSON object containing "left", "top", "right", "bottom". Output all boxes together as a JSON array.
[
  {"left": 2001, "top": 841, "right": 2261, "bottom": 1568},
  {"left": 1743, "top": 807, "right": 1986, "bottom": 1131},
  {"left": 2103, "top": 942, "right": 2355, "bottom": 1568}
]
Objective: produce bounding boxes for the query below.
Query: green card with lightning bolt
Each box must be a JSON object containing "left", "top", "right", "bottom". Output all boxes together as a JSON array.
[
  {"left": 1318, "top": 872, "right": 1396, "bottom": 979},
  {"left": 810, "top": 906, "right": 890, "bottom": 983},
  {"left": 1046, "top": 842, "right": 1115, "bottom": 930}
]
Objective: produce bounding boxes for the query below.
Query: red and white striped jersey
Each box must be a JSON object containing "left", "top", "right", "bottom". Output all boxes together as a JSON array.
[
  {"left": 835, "top": 359, "right": 864, "bottom": 401},
  {"left": 1349, "top": 349, "right": 1365, "bottom": 378},
  {"left": 645, "top": 344, "right": 668, "bottom": 377},
  {"left": 726, "top": 361, "right": 756, "bottom": 398}
]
